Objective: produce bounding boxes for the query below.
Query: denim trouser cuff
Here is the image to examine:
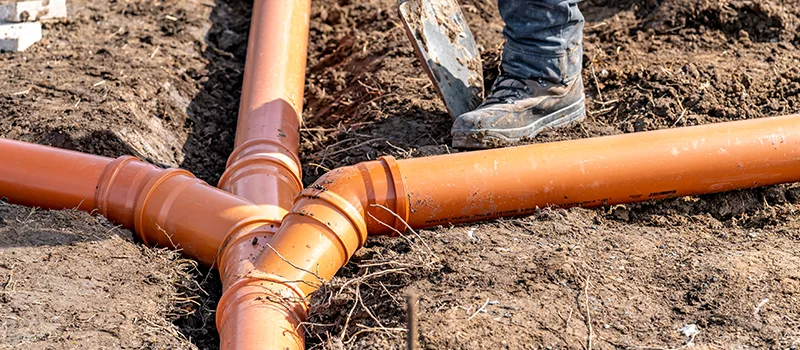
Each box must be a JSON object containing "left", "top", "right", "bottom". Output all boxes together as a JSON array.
[
  {"left": 498, "top": 0, "right": 585, "bottom": 85},
  {"left": 501, "top": 41, "right": 583, "bottom": 84}
]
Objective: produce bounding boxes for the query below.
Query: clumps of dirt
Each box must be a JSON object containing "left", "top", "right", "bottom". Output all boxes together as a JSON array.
[
  {"left": 645, "top": 0, "right": 799, "bottom": 43},
  {"left": 307, "top": 208, "right": 800, "bottom": 349},
  {"left": 0, "top": 0, "right": 247, "bottom": 347},
  {"left": 298, "top": 0, "right": 800, "bottom": 348},
  {"left": 0, "top": 202, "right": 201, "bottom": 349},
  {"left": 578, "top": 0, "right": 800, "bottom": 134},
  {"left": 0, "top": 0, "right": 247, "bottom": 183}
]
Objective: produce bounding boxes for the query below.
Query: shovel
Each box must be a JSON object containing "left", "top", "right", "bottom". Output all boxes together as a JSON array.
[{"left": 398, "top": 0, "right": 484, "bottom": 118}]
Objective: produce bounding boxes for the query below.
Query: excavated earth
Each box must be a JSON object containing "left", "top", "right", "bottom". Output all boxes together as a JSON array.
[{"left": 1, "top": 0, "right": 800, "bottom": 349}]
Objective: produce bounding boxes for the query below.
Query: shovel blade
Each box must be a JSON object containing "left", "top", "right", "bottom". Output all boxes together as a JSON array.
[{"left": 398, "top": 0, "right": 483, "bottom": 118}]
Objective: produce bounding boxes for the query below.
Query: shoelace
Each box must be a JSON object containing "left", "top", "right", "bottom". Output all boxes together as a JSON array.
[{"left": 482, "top": 75, "right": 543, "bottom": 106}]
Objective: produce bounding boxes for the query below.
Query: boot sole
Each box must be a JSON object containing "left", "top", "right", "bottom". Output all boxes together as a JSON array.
[{"left": 452, "top": 98, "right": 586, "bottom": 149}]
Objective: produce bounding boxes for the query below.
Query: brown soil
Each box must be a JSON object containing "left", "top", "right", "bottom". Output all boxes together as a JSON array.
[
  {"left": 1, "top": 0, "right": 800, "bottom": 349},
  {"left": 0, "top": 202, "right": 199, "bottom": 349}
]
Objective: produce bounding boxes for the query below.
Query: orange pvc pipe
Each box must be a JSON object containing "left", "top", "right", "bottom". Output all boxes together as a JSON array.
[
  {"left": 218, "top": 0, "right": 310, "bottom": 212},
  {"left": 214, "top": 0, "right": 311, "bottom": 349},
  {"left": 247, "top": 114, "right": 800, "bottom": 345},
  {"left": 0, "top": 138, "right": 265, "bottom": 266}
]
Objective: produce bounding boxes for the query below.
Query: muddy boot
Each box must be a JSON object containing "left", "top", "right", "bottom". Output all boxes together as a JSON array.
[{"left": 451, "top": 75, "right": 586, "bottom": 149}]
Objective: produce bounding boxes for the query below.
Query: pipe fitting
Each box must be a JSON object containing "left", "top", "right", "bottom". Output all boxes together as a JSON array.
[
  {"left": 251, "top": 156, "right": 409, "bottom": 297},
  {"left": 305, "top": 156, "right": 411, "bottom": 236},
  {"left": 95, "top": 156, "right": 268, "bottom": 267},
  {"left": 217, "top": 216, "right": 280, "bottom": 287},
  {"left": 216, "top": 274, "right": 308, "bottom": 350},
  {"left": 219, "top": 138, "right": 303, "bottom": 194}
]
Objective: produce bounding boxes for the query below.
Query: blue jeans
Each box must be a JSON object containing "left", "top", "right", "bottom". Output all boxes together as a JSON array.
[{"left": 498, "top": 0, "right": 584, "bottom": 84}]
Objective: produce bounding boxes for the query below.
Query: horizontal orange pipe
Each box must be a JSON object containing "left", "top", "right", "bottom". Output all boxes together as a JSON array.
[
  {"left": 0, "top": 138, "right": 266, "bottom": 267},
  {"left": 213, "top": 0, "right": 312, "bottom": 350},
  {"left": 247, "top": 114, "right": 800, "bottom": 344}
]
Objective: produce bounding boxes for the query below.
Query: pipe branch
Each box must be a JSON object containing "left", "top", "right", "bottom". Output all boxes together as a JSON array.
[{"left": 245, "top": 114, "right": 800, "bottom": 349}]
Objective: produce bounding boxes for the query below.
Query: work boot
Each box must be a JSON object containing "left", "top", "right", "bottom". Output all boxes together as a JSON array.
[{"left": 451, "top": 75, "right": 586, "bottom": 149}]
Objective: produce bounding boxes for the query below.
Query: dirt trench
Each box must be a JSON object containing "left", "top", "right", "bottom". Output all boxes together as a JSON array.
[{"left": 1, "top": 0, "right": 800, "bottom": 349}]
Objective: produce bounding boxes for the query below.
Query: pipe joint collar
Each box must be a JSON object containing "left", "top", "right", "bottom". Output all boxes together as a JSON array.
[
  {"left": 132, "top": 168, "right": 198, "bottom": 247},
  {"left": 292, "top": 188, "right": 369, "bottom": 257},
  {"left": 378, "top": 155, "right": 410, "bottom": 235},
  {"left": 218, "top": 152, "right": 303, "bottom": 193},
  {"left": 95, "top": 156, "right": 141, "bottom": 218},
  {"left": 215, "top": 272, "right": 309, "bottom": 331},
  {"left": 224, "top": 138, "right": 302, "bottom": 179},
  {"left": 217, "top": 216, "right": 281, "bottom": 272}
]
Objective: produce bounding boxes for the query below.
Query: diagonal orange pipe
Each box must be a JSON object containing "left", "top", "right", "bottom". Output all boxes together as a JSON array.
[
  {"left": 213, "top": 0, "right": 312, "bottom": 349},
  {"left": 245, "top": 114, "right": 800, "bottom": 348}
]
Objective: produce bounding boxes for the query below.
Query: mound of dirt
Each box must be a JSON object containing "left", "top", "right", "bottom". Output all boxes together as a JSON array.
[{"left": 0, "top": 202, "right": 198, "bottom": 348}]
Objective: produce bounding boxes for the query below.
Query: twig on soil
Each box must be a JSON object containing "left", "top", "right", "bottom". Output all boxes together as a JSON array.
[
  {"left": 345, "top": 324, "right": 407, "bottom": 344},
  {"left": 564, "top": 308, "right": 573, "bottom": 332},
  {"left": 589, "top": 105, "right": 615, "bottom": 117},
  {"left": 584, "top": 276, "right": 594, "bottom": 350},
  {"left": 590, "top": 62, "right": 604, "bottom": 103},
  {"left": 141, "top": 316, "right": 190, "bottom": 343},
  {"left": 3, "top": 265, "right": 15, "bottom": 291},
  {"left": 339, "top": 283, "right": 361, "bottom": 341},
  {"left": 314, "top": 138, "right": 386, "bottom": 160},
  {"left": 753, "top": 297, "right": 769, "bottom": 317},
  {"left": 337, "top": 268, "right": 409, "bottom": 297},
  {"left": 406, "top": 291, "right": 419, "bottom": 350},
  {"left": 468, "top": 298, "right": 491, "bottom": 321},
  {"left": 12, "top": 88, "right": 31, "bottom": 96},
  {"left": 367, "top": 212, "right": 424, "bottom": 258},
  {"left": 108, "top": 26, "right": 125, "bottom": 38},
  {"left": 671, "top": 109, "right": 687, "bottom": 127},
  {"left": 380, "top": 282, "right": 400, "bottom": 304},
  {"left": 370, "top": 204, "right": 437, "bottom": 259},
  {"left": 356, "top": 261, "right": 419, "bottom": 269},
  {"left": 587, "top": 22, "right": 609, "bottom": 30},
  {"left": 307, "top": 162, "right": 332, "bottom": 173},
  {"left": 207, "top": 43, "right": 235, "bottom": 58},
  {"left": 358, "top": 285, "right": 385, "bottom": 328},
  {"left": 149, "top": 45, "right": 160, "bottom": 59},
  {"left": 386, "top": 141, "right": 413, "bottom": 158}
]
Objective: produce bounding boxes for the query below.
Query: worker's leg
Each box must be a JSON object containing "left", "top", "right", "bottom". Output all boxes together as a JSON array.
[
  {"left": 451, "top": 0, "right": 586, "bottom": 149},
  {"left": 498, "top": 0, "right": 584, "bottom": 83}
]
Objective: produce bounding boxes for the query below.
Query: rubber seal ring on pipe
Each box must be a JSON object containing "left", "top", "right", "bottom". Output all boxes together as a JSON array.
[
  {"left": 216, "top": 216, "right": 281, "bottom": 271},
  {"left": 132, "top": 168, "right": 196, "bottom": 248},
  {"left": 218, "top": 153, "right": 303, "bottom": 192},
  {"left": 226, "top": 138, "right": 302, "bottom": 176},
  {"left": 378, "top": 156, "right": 410, "bottom": 234},
  {"left": 94, "top": 156, "right": 140, "bottom": 218}
]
